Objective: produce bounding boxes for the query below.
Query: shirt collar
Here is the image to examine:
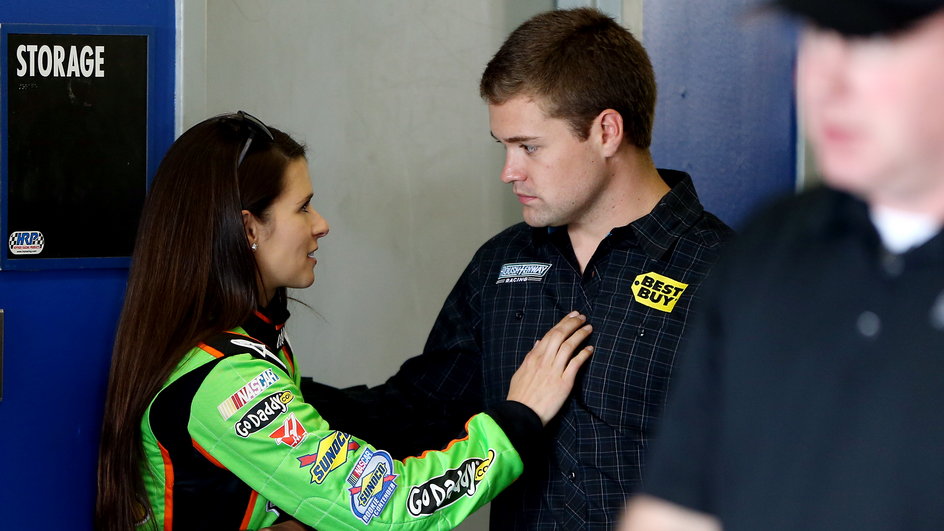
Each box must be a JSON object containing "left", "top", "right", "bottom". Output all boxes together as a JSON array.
[
  {"left": 625, "top": 170, "right": 705, "bottom": 259},
  {"left": 240, "top": 299, "right": 290, "bottom": 354},
  {"left": 821, "top": 187, "right": 944, "bottom": 264},
  {"left": 529, "top": 170, "right": 705, "bottom": 260}
]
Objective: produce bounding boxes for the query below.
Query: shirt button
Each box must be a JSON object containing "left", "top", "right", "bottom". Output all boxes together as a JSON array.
[
  {"left": 857, "top": 311, "right": 881, "bottom": 338},
  {"left": 514, "top": 311, "right": 524, "bottom": 320},
  {"left": 930, "top": 291, "right": 944, "bottom": 331},
  {"left": 569, "top": 471, "right": 576, "bottom": 480},
  {"left": 881, "top": 252, "right": 904, "bottom": 277}
]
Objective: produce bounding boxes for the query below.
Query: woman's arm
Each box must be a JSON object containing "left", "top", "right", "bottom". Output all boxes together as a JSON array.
[{"left": 187, "top": 313, "right": 591, "bottom": 530}]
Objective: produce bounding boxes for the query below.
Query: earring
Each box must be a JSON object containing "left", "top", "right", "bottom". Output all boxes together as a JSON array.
[{"left": 251, "top": 242, "right": 258, "bottom": 252}]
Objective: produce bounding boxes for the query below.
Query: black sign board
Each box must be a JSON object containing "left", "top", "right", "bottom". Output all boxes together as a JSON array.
[{"left": 1, "top": 25, "right": 151, "bottom": 269}]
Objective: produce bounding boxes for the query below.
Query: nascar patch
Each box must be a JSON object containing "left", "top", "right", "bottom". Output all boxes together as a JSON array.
[
  {"left": 347, "top": 448, "right": 398, "bottom": 524},
  {"left": 631, "top": 272, "right": 688, "bottom": 313},
  {"left": 297, "top": 431, "right": 361, "bottom": 484},
  {"left": 496, "top": 262, "right": 551, "bottom": 284},
  {"left": 407, "top": 449, "right": 495, "bottom": 517},
  {"left": 217, "top": 369, "right": 280, "bottom": 419}
]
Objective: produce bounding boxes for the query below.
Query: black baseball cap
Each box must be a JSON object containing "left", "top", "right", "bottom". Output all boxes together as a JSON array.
[{"left": 773, "top": 0, "right": 944, "bottom": 35}]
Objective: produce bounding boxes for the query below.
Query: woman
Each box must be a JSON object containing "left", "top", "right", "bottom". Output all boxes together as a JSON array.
[{"left": 96, "top": 112, "right": 593, "bottom": 530}]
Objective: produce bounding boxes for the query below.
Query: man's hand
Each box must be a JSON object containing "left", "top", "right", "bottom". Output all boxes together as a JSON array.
[{"left": 619, "top": 495, "right": 722, "bottom": 531}]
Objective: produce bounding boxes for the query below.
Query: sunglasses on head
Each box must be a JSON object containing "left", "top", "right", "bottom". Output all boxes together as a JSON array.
[{"left": 220, "top": 110, "right": 275, "bottom": 167}]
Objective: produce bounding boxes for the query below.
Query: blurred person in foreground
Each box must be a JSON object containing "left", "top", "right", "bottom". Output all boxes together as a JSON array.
[{"left": 620, "top": 1, "right": 944, "bottom": 530}]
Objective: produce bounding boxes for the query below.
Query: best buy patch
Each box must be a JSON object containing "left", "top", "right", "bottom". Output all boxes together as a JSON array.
[{"left": 631, "top": 272, "right": 688, "bottom": 313}]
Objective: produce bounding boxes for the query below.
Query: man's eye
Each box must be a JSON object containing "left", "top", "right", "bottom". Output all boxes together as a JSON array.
[{"left": 522, "top": 145, "right": 538, "bottom": 154}]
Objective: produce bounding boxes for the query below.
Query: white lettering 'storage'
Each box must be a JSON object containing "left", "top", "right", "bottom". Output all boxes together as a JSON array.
[{"left": 15, "top": 44, "right": 105, "bottom": 78}]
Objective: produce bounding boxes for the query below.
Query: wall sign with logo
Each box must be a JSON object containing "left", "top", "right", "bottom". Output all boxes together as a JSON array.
[{"left": 0, "top": 25, "right": 154, "bottom": 270}]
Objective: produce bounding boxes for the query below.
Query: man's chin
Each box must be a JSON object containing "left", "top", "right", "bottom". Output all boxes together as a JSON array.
[
  {"left": 522, "top": 212, "right": 548, "bottom": 228},
  {"left": 522, "top": 214, "right": 565, "bottom": 229},
  {"left": 520, "top": 206, "right": 546, "bottom": 227}
]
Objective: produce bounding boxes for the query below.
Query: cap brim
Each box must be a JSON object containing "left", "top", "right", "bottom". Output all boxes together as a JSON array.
[{"left": 773, "top": 0, "right": 938, "bottom": 35}]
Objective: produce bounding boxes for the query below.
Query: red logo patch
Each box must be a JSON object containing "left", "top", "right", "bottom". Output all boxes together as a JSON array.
[{"left": 269, "top": 413, "right": 308, "bottom": 447}]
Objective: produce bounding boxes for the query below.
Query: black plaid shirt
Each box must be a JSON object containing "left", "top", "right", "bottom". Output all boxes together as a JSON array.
[
  {"left": 383, "top": 170, "right": 731, "bottom": 530},
  {"left": 308, "top": 170, "right": 733, "bottom": 530}
]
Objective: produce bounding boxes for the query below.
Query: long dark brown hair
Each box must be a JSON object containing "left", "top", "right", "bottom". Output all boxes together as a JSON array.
[{"left": 95, "top": 114, "right": 305, "bottom": 530}]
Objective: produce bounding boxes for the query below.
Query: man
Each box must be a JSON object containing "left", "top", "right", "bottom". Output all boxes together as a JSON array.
[
  {"left": 308, "top": 8, "right": 731, "bottom": 529},
  {"left": 621, "top": 1, "right": 944, "bottom": 530}
]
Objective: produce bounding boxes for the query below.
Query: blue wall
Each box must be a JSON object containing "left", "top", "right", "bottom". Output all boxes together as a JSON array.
[
  {"left": 0, "top": 1, "right": 174, "bottom": 528},
  {"left": 645, "top": 0, "right": 798, "bottom": 227}
]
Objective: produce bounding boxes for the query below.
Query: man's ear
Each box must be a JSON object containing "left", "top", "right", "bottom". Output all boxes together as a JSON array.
[
  {"left": 242, "top": 209, "right": 259, "bottom": 247},
  {"left": 597, "top": 109, "right": 625, "bottom": 157}
]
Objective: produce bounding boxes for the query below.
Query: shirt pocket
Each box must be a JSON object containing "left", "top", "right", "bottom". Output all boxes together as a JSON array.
[{"left": 580, "top": 310, "right": 686, "bottom": 436}]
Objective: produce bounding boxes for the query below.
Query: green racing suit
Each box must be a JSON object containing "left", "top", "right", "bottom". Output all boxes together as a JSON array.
[{"left": 138, "top": 307, "right": 540, "bottom": 530}]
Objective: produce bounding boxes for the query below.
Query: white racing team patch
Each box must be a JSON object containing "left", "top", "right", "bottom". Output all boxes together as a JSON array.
[
  {"left": 8, "top": 231, "right": 44, "bottom": 255},
  {"left": 496, "top": 262, "right": 552, "bottom": 284}
]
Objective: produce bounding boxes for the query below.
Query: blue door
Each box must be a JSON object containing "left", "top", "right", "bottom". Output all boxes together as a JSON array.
[{"left": 0, "top": 2, "right": 174, "bottom": 528}]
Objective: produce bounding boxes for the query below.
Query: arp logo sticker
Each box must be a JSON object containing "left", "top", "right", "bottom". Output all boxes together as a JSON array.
[
  {"left": 268, "top": 412, "right": 307, "bottom": 447},
  {"left": 496, "top": 262, "right": 552, "bottom": 284},
  {"left": 233, "top": 391, "right": 294, "bottom": 438},
  {"left": 347, "top": 448, "right": 398, "bottom": 524},
  {"left": 297, "top": 431, "right": 361, "bottom": 484},
  {"left": 631, "top": 272, "right": 688, "bottom": 313},
  {"left": 8, "top": 231, "right": 44, "bottom": 255},
  {"left": 407, "top": 449, "right": 495, "bottom": 517},
  {"left": 217, "top": 369, "right": 280, "bottom": 419}
]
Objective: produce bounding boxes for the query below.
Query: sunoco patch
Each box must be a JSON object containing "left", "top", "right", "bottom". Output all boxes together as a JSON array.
[
  {"left": 297, "top": 431, "right": 360, "bottom": 484},
  {"left": 631, "top": 272, "right": 688, "bottom": 313},
  {"left": 496, "top": 262, "right": 551, "bottom": 284},
  {"left": 347, "top": 448, "right": 398, "bottom": 524}
]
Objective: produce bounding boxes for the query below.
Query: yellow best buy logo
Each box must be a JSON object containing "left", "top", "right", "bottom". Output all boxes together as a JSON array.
[{"left": 631, "top": 272, "right": 688, "bottom": 313}]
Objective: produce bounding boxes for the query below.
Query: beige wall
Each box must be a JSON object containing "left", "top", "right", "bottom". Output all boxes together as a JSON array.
[{"left": 181, "top": 0, "right": 553, "bottom": 387}]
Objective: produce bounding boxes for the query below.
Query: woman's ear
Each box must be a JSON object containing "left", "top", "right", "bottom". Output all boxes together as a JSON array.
[{"left": 242, "top": 209, "right": 259, "bottom": 248}]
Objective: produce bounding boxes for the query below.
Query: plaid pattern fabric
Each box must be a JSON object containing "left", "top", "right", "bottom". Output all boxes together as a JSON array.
[{"left": 406, "top": 170, "right": 733, "bottom": 529}]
